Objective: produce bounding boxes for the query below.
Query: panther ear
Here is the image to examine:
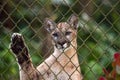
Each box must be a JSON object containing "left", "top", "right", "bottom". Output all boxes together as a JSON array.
[
  {"left": 44, "top": 18, "right": 56, "bottom": 33},
  {"left": 68, "top": 14, "right": 79, "bottom": 29}
]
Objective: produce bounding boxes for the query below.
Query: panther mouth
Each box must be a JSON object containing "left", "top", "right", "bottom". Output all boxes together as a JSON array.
[{"left": 55, "top": 42, "right": 70, "bottom": 51}]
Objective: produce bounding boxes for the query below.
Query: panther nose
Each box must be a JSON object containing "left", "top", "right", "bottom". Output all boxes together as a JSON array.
[{"left": 58, "top": 41, "right": 66, "bottom": 46}]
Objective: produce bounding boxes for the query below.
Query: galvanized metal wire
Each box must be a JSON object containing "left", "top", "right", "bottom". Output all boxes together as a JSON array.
[{"left": 0, "top": 0, "right": 120, "bottom": 80}]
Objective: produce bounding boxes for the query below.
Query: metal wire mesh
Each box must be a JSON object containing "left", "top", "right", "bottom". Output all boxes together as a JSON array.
[{"left": 0, "top": 0, "right": 120, "bottom": 80}]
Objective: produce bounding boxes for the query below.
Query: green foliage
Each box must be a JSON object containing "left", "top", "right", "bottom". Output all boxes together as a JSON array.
[{"left": 0, "top": 0, "right": 120, "bottom": 80}]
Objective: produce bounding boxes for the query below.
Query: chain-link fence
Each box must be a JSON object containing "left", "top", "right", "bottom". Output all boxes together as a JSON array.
[{"left": 0, "top": 0, "right": 120, "bottom": 80}]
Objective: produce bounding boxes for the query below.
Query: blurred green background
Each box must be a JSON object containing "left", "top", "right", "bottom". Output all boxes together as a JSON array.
[{"left": 0, "top": 0, "right": 120, "bottom": 80}]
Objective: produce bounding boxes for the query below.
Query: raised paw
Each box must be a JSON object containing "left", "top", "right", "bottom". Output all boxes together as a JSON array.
[
  {"left": 10, "top": 33, "right": 26, "bottom": 55},
  {"left": 10, "top": 33, "right": 30, "bottom": 64}
]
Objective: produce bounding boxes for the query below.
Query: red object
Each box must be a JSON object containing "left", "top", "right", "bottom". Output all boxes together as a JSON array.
[
  {"left": 99, "top": 76, "right": 106, "bottom": 80},
  {"left": 113, "top": 52, "right": 120, "bottom": 66},
  {"left": 99, "top": 52, "right": 120, "bottom": 80},
  {"left": 114, "top": 52, "right": 120, "bottom": 59}
]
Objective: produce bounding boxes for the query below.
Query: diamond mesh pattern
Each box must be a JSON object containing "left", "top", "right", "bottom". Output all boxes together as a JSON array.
[{"left": 0, "top": 0, "right": 120, "bottom": 80}]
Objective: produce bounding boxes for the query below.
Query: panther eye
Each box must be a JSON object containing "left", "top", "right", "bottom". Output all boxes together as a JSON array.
[
  {"left": 52, "top": 33, "right": 58, "bottom": 37},
  {"left": 65, "top": 31, "right": 72, "bottom": 35}
]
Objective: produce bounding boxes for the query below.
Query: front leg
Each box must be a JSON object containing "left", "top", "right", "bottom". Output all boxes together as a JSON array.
[{"left": 10, "top": 33, "right": 42, "bottom": 80}]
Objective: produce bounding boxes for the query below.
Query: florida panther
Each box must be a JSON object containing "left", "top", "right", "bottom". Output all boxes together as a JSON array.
[{"left": 10, "top": 14, "right": 83, "bottom": 80}]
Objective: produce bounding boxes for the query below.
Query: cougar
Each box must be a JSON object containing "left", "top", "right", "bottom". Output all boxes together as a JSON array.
[{"left": 10, "top": 14, "right": 83, "bottom": 80}]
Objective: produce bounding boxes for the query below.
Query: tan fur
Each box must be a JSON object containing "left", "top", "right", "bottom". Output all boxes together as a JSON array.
[
  {"left": 10, "top": 14, "right": 83, "bottom": 80},
  {"left": 37, "top": 22, "right": 83, "bottom": 80}
]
